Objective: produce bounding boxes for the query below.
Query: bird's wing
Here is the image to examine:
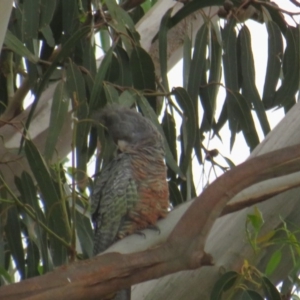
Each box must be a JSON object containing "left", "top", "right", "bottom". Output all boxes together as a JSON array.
[{"left": 91, "top": 153, "right": 139, "bottom": 254}]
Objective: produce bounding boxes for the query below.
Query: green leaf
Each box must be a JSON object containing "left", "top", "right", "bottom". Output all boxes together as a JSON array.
[
  {"left": 187, "top": 23, "right": 209, "bottom": 103},
  {"left": 240, "top": 290, "right": 264, "bottom": 300},
  {"left": 62, "top": 0, "right": 80, "bottom": 39},
  {"left": 4, "top": 30, "right": 39, "bottom": 64},
  {"left": 0, "top": 266, "right": 12, "bottom": 284},
  {"left": 261, "top": 276, "right": 281, "bottom": 300},
  {"left": 173, "top": 87, "right": 197, "bottom": 175},
  {"left": 106, "top": 0, "right": 140, "bottom": 53},
  {"left": 66, "top": 60, "right": 87, "bottom": 105},
  {"left": 239, "top": 25, "right": 270, "bottom": 136},
  {"left": 100, "top": 30, "right": 111, "bottom": 52},
  {"left": 115, "top": 46, "right": 132, "bottom": 86},
  {"left": 44, "top": 81, "right": 70, "bottom": 161},
  {"left": 26, "top": 240, "right": 40, "bottom": 278},
  {"left": 247, "top": 207, "right": 264, "bottom": 232},
  {"left": 159, "top": 8, "right": 172, "bottom": 92},
  {"left": 210, "top": 271, "right": 239, "bottom": 300},
  {"left": 24, "top": 140, "right": 70, "bottom": 266},
  {"left": 170, "top": 0, "right": 223, "bottom": 28},
  {"left": 89, "top": 46, "right": 114, "bottom": 110},
  {"left": 274, "top": 26, "right": 300, "bottom": 107},
  {"left": 5, "top": 206, "right": 26, "bottom": 279},
  {"left": 261, "top": 3, "right": 287, "bottom": 34},
  {"left": 119, "top": 90, "right": 136, "bottom": 107},
  {"left": 265, "top": 249, "right": 282, "bottom": 276},
  {"left": 21, "top": 26, "right": 91, "bottom": 150},
  {"left": 40, "top": 25, "right": 55, "bottom": 47},
  {"left": 25, "top": 141, "right": 59, "bottom": 208},
  {"left": 222, "top": 19, "right": 239, "bottom": 150},
  {"left": 104, "top": 84, "right": 119, "bottom": 104},
  {"left": 75, "top": 209, "right": 93, "bottom": 258},
  {"left": 23, "top": 0, "right": 39, "bottom": 40},
  {"left": 168, "top": 181, "right": 184, "bottom": 206},
  {"left": 15, "top": 172, "right": 51, "bottom": 273},
  {"left": 75, "top": 101, "right": 89, "bottom": 186},
  {"left": 215, "top": 100, "right": 228, "bottom": 135},
  {"left": 66, "top": 55, "right": 89, "bottom": 166},
  {"left": 229, "top": 92, "right": 260, "bottom": 151},
  {"left": 207, "top": 25, "right": 222, "bottom": 127},
  {"left": 262, "top": 21, "right": 283, "bottom": 109},
  {"left": 162, "top": 111, "right": 177, "bottom": 180},
  {"left": 130, "top": 46, "right": 156, "bottom": 111},
  {"left": 39, "top": 0, "right": 57, "bottom": 28},
  {"left": 222, "top": 156, "right": 235, "bottom": 169},
  {"left": 183, "top": 34, "right": 192, "bottom": 89}
]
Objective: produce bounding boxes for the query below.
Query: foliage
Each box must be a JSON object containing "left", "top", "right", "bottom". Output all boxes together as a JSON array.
[
  {"left": 0, "top": 0, "right": 300, "bottom": 298},
  {"left": 211, "top": 207, "right": 300, "bottom": 299}
]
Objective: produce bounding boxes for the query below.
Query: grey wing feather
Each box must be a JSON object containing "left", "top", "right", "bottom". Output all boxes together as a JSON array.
[{"left": 91, "top": 153, "right": 138, "bottom": 254}]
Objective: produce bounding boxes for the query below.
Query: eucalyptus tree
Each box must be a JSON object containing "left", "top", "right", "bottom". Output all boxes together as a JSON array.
[{"left": 1, "top": 1, "right": 300, "bottom": 299}]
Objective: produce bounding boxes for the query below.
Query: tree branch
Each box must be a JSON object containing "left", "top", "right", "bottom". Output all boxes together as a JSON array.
[{"left": 1, "top": 144, "right": 300, "bottom": 300}]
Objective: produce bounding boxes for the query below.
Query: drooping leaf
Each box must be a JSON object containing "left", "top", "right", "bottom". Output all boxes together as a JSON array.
[
  {"left": 99, "top": 30, "right": 111, "bottom": 53},
  {"left": 170, "top": 0, "right": 223, "bottom": 28},
  {"left": 15, "top": 172, "right": 51, "bottom": 273},
  {"left": 261, "top": 2, "right": 287, "bottom": 34},
  {"left": 183, "top": 34, "right": 192, "bottom": 90},
  {"left": 168, "top": 181, "right": 183, "bottom": 206},
  {"left": 187, "top": 23, "right": 209, "bottom": 104},
  {"left": 24, "top": 140, "right": 71, "bottom": 266},
  {"left": 74, "top": 101, "right": 89, "bottom": 189},
  {"left": 210, "top": 271, "right": 239, "bottom": 300},
  {"left": 40, "top": 25, "right": 55, "bottom": 47},
  {"left": 207, "top": 25, "right": 222, "bottom": 129},
  {"left": 23, "top": 0, "right": 39, "bottom": 40},
  {"left": 239, "top": 25, "right": 270, "bottom": 136},
  {"left": 75, "top": 209, "right": 93, "bottom": 258},
  {"left": 262, "top": 21, "right": 283, "bottom": 109},
  {"left": 162, "top": 111, "right": 177, "bottom": 181},
  {"left": 106, "top": 0, "right": 140, "bottom": 53},
  {"left": 274, "top": 26, "right": 300, "bottom": 108},
  {"left": 173, "top": 87, "right": 197, "bottom": 175},
  {"left": 4, "top": 30, "right": 39, "bottom": 64},
  {"left": 240, "top": 290, "right": 264, "bottom": 300},
  {"left": 81, "top": 39, "right": 97, "bottom": 77},
  {"left": 104, "top": 84, "right": 119, "bottom": 104},
  {"left": 26, "top": 240, "right": 40, "bottom": 278},
  {"left": 66, "top": 60, "right": 90, "bottom": 187},
  {"left": 265, "top": 249, "right": 282, "bottom": 276},
  {"left": 221, "top": 19, "right": 239, "bottom": 150},
  {"left": 39, "top": 0, "right": 57, "bottom": 28},
  {"left": 44, "top": 81, "right": 70, "bottom": 162},
  {"left": 261, "top": 276, "right": 281, "bottom": 300},
  {"left": 159, "top": 8, "right": 172, "bottom": 92},
  {"left": 230, "top": 92, "right": 259, "bottom": 151},
  {"left": 115, "top": 46, "right": 132, "bottom": 86},
  {"left": 130, "top": 46, "right": 157, "bottom": 112},
  {"left": 5, "top": 205, "right": 26, "bottom": 279},
  {"left": 62, "top": 0, "right": 80, "bottom": 40},
  {"left": 119, "top": 90, "right": 136, "bottom": 107},
  {"left": 21, "top": 26, "right": 91, "bottom": 150},
  {"left": 89, "top": 46, "right": 114, "bottom": 110}
]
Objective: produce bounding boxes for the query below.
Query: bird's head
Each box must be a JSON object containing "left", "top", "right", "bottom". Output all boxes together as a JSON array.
[{"left": 94, "top": 105, "right": 164, "bottom": 153}]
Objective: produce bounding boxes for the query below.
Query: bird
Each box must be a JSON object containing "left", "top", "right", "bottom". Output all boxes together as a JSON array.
[{"left": 91, "top": 105, "right": 169, "bottom": 299}]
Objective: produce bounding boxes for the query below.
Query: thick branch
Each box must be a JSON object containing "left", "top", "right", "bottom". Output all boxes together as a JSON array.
[{"left": 1, "top": 144, "right": 300, "bottom": 300}]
